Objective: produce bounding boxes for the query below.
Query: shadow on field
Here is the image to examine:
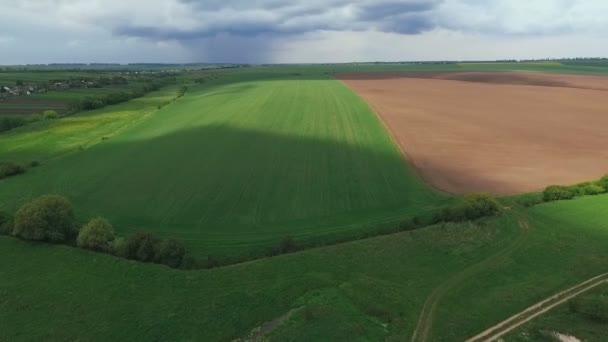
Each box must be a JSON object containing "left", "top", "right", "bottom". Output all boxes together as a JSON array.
[{"left": 0, "top": 124, "right": 449, "bottom": 261}]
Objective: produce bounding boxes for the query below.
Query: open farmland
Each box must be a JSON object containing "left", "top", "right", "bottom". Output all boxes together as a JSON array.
[
  {"left": 0, "top": 71, "right": 447, "bottom": 258},
  {"left": 3, "top": 63, "right": 608, "bottom": 341},
  {"left": 338, "top": 71, "right": 608, "bottom": 194},
  {"left": 3, "top": 193, "right": 608, "bottom": 341}
]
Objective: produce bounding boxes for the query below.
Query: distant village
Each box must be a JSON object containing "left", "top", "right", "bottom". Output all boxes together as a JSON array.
[{"left": 0, "top": 76, "right": 129, "bottom": 103}]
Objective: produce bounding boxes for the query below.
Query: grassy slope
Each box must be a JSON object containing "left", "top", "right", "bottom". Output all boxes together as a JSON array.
[
  {"left": 0, "top": 72, "right": 446, "bottom": 258},
  {"left": 2, "top": 195, "right": 608, "bottom": 341},
  {"left": 0, "top": 218, "right": 518, "bottom": 341},
  {"left": 429, "top": 195, "right": 608, "bottom": 340},
  {"left": 505, "top": 284, "right": 608, "bottom": 342},
  {"left": 0, "top": 87, "right": 178, "bottom": 162}
]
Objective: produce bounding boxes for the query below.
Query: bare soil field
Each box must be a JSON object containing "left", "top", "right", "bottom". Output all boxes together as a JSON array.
[{"left": 337, "top": 71, "right": 608, "bottom": 194}]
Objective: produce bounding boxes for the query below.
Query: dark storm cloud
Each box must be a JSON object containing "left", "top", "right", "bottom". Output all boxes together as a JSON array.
[{"left": 112, "top": 0, "right": 441, "bottom": 41}]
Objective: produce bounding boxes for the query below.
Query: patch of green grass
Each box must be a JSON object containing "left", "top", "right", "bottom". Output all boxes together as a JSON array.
[{"left": 505, "top": 284, "right": 608, "bottom": 342}]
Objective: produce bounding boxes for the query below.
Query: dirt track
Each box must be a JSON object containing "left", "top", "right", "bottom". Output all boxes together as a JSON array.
[
  {"left": 466, "top": 273, "right": 608, "bottom": 342},
  {"left": 337, "top": 71, "right": 608, "bottom": 194}
]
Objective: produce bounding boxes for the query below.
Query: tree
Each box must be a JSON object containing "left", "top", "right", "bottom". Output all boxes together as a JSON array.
[
  {"left": 124, "top": 232, "right": 161, "bottom": 262},
  {"left": 13, "top": 195, "right": 75, "bottom": 243},
  {"left": 43, "top": 110, "right": 59, "bottom": 120},
  {"left": 77, "top": 217, "right": 115, "bottom": 252},
  {"left": 155, "top": 239, "right": 186, "bottom": 268}
]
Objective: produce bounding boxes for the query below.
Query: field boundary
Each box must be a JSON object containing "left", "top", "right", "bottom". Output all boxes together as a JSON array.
[
  {"left": 465, "top": 273, "right": 608, "bottom": 342},
  {"left": 335, "top": 78, "right": 453, "bottom": 197},
  {"left": 410, "top": 216, "right": 530, "bottom": 342}
]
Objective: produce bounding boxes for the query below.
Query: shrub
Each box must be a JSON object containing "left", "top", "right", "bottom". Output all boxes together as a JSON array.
[
  {"left": 28, "top": 160, "right": 40, "bottom": 168},
  {"left": 43, "top": 110, "right": 59, "bottom": 120},
  {"left": 0, "top": 162, "right": 26, "bottom": 179},
  {"left": 577, "top": 183, "right": 605, "bottom": 196},
  {"left": 111, "top": 237, "right": 126, "bottom": 257},
  {"left": 440, "top": 194, "right": 502, "bottom": 222},
  {"left": 513, "top": 192, "right": 544, "bottom": 207},
  {"left": 155, "top": 239, "right": 186, "bottom": 268},
  {"left": 177, "top": 86, "right": 188, "bottom": 97},
  {"left": 13, "top": 195, "right": 75, "bottom": 243},
  {"left": 123, "top": 232, "right": 161, "bottom": 262},
  {"left": 598, "top": 175, "right": 608, "bottom": 191},
  {"left": 77, "top": 217, "right": 115, "bottom": 252},
  {"left": 276, "top": 236, "right": 298, "bottom": 254},
  {"left": 543, "top": 185, "right": 576, "bottom": 202},
  {"left": 0, "top": 116, "right": 29, "bottom": 132}
]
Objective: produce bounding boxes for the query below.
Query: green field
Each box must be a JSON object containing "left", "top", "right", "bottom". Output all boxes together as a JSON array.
[
  {"left": 2, "top": 194, "right": 608, "bottom": 341},
  {"left": 0, "top": 70, "right": 447, "bottom": 258},
  {"left": 3, "top": 63, "right": 608, "bottom": 340}
]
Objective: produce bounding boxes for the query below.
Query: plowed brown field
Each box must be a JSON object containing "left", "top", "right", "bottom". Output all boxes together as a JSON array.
[{"left": 337, "top": 72, "right": 608, "bottom": 194}]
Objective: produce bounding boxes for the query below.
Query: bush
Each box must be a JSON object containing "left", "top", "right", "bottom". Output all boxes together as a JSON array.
[
  {"left": 598, "top": 175, "right": 608, "bottom": 191},
  {"left": 543, "top": 185, "right": 576, "bottom": 202},
  {"left": 274, "top": 236, "right": 299, "bottom": 255},
  {"left": 43, "top": 110, "right": 59, "bottom": 120},
  {"left": 123, "top": 232, "right": 161, "bottom": 262},
  {"left": 177, "top": 86, "right": 188, "bottom": 97},
  {"left": 439, "top": 194, "right": 502, "bottom": 222},
  {"left": 513, "top": 192, "right": 544, "bottom": 207},
  {"left": 576, "top": 183, "right": 605, "bottom": 196},
  {"left": 111, "top": 237, "right": 126, "bottom": 257},
  {"left": 28, "top": 160, "right": 40, "bottom": 168},
  {"left": 0, "top": 116, "right": 29, "bottom": 132},
  {"left": 77, "top": 217, "right": 115, "bottom": 252},
  {"left": 13, "top": 195, "right": 75, "bottom": 243},
  {"left": 0, "top": 161, "right": 26, "bottom": 179},
  {"left": 155, "top": 239, "right": 186, "bottom": 268}
]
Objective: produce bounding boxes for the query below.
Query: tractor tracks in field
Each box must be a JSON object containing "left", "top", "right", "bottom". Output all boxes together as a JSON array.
[
  {"left": 465, "top": 273, "right": 608, "bottom": 342},
  {"left": 410, "top": 216, "right": 530, "bottom": 342}
]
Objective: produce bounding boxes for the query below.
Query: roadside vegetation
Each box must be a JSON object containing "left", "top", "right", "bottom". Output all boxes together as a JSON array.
[{"left": 506, "top": 284, "right": 608, "bottom": 342}]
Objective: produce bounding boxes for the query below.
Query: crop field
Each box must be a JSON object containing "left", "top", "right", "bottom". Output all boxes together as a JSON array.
[
  {"left": 338, "top": 71, "right": 608, "bottom": 194},
  {"left": 3, "top": 63, "right": 608, "bottom": 341},
  {"left": 2, "top": 193, "right": 608, "bottom": 341},
  {"left": 0, "top": 70, "right": 448, "bottom": 258}
]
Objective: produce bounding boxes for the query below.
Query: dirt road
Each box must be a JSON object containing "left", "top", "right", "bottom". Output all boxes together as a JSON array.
[{"left": 466, "top": 273, "right": 608, "bottom": 342}]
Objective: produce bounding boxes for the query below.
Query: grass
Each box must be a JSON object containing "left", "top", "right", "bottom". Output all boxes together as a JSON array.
[
  {"left": 505, "top": 284, "right": 608, "bottom": 342},
  {"left": 3, "top": 63, "right": 608, "bottom": 340},
  {"left": 2, "top": 194, "right": 608, "bottom": 341},
  {"left": 0, "top": 71, "right": 448, "bottom": 259},
  {"left": 426, "top": 195, "right": 608, "bottom": 340},
  {"left": 0, "top": 219, "right": 517, "bottom": 341},
  {"left": 0, "top": 87, "right": 178, "bottom": 162}
]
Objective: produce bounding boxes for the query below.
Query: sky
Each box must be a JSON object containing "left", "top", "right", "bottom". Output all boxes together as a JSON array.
[{"left": 1, "top": 0, "right": 607, "bottom": 64}]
